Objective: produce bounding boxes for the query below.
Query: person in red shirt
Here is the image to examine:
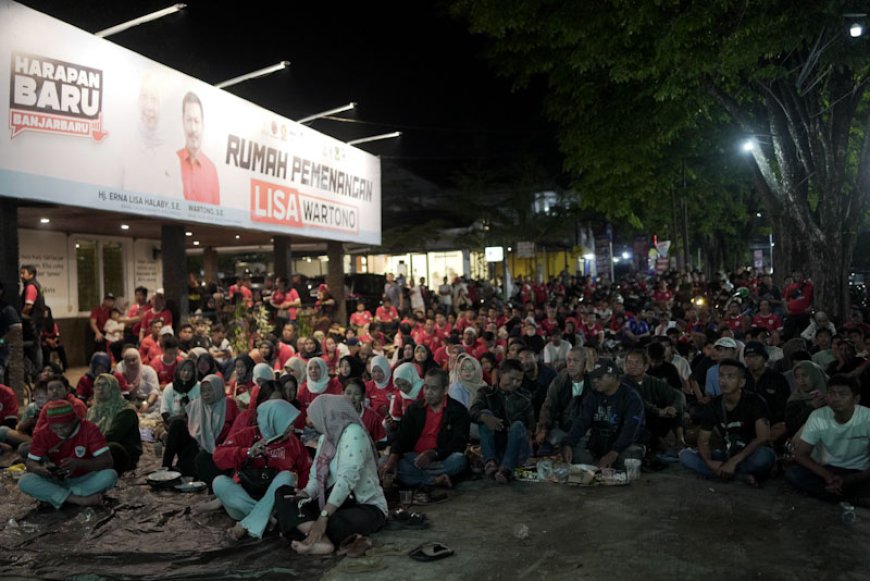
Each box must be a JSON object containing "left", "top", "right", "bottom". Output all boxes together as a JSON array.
[
  {"left": 228, "top": 354, "right": 257, "bottom": 408},
  {"left": 151, "top": 338, "right": 183, "bottom": 388},
  {"left": 75, "top": 352, "right": 129, "bottom": 402},
  {"left": 350, "top": 302, "right": 374, "bottom": 330},
  {"left": 344, "top": 379, "right": 385, "bottom": 442},
  {"left": 783, "top": 271, "right": 814, "bottom": 338},
  {"left": 33, "top": 376, "right": 88, "bottom": 435},
  {"left": 379, "top": 367, "right": 470, "bottom": 489},
  {"left": 88, "top": 293, "right": 115, "bottom": 352},
  {"left": 139, "top": 292, "right": 173, "bottom": 343},
  {"left": 374, "top": 298, "right": 399, "bottom": 327},
  {"left": 722, "top": 302, "right": 744, "bottom": 333},
  {"left": 213, "top": 399, "right": 311, "bottom": 540},
  {"left": 752, "top": 299, "right": 782, "bottom": 333},
  {"left": 125, "top": 286, "right": 150, "bottom": 340},
  {"left": 20, "top": 400, "right": 117, "bottom": 508},
  {"left": 297, "top": 357, "right": 343, "bottom": 409},
  {"left": 178, "top": 91, "right": 220, "bottom": 205},
  {"left": 365, "top": 355, "right": 396, "bottom": 419},
  {"left": 0, "top": 383, "right": 19, "bottom": 428}
]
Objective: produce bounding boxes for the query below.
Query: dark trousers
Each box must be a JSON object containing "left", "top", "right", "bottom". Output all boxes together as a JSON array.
[
  {"left": 286, "top": 490, "right": 387, "bottom": 545},
  {"left": 785, "top": 464, "right": 870, "bottom": 502},
  {"left": 42, "top": 345, "right": 68, "bottom": 371},
  {"left": 162, "top": 418, "right": 198, "bottom": 476},
  {"left": 195, "top": 450, "right": 230, "bottom": 492},
  {"left": 108, "top": 441, "right": 139, "bottom": 476}
]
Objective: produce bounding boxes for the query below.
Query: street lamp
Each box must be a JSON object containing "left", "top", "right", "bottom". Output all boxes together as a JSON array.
[
  {"left": 850, "top": 22, "right": 864, "bottom": 37},
  {"left": 742, "top": 140, "right": 756, "bottom": 152},
  {"left": 297, "top": 102, "right": 357, "bottom": 125},
  {"left": 95, "top": 4, "right": 186, "bottom": 38},
  {"left": 347, "top": 131, "right": 402, "bottom": 146},
  {"left": 215, "top": 61, "right": 290, "bottom": 89}
]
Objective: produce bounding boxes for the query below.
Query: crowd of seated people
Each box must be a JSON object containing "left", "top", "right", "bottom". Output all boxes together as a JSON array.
[{"left": 2, "top": 267, "right": 870, "bottom": 556}]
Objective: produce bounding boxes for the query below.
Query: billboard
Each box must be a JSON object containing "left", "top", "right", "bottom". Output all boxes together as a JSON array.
[{"left": 0, "top": 1, "right": 381, "bottom": 245}]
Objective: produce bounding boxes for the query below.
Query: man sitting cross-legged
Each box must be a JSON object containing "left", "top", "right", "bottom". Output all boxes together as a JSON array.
[
  {"left": 19, "top": 400, "right": 117, "bottom": 509},
  {"left": 471, "top": 359, "right": 536, "bottom": 484},
  {"left": 560, "top": 360, "right": 646, "bottom": 469},
  {"left": 380, "top": 368, "right": 470, "bottom": 490},
  {"left": 679, "top": 358, "right": 775, "bottom": 486},
  {"left": 785, "top": 375, "right": 870, "bottom": 505}
]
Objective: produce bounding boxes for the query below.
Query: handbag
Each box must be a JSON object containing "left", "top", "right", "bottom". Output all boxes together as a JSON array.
[
  {"left": 237, "top": 456, "right": 279, "bottom": 500},
  {"left": 274, "top": 485, "right": 312, "bottom": 540}
]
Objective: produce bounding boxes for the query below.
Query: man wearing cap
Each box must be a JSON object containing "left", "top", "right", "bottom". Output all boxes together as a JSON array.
[
  {"left": 743, "top": 341, "right": 790, "bottom": 444},
  {"left": 705, "top": 337, "right": 739, "bottom": 397},
  {"left": 19, "top": 400, "right": 117, "bottom": 509},
  {"left": 89, "top": 293, "right": 116, "bottom": 352},
  {"left": 679, "top": 358, "right": 774, "bottom": 485},
  {"left": 560, "top": 360, "right": 646, "bottom": 469}
]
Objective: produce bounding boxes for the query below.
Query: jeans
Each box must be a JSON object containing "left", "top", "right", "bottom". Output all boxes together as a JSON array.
[
  {"left": 213, "top": 470, "right": 296, "bottom": 539},
  {"left": 396, "top": 451, "right": 467, "bottom": 487},
  {"left": 784, "top": 464, "right": 870, "bottom": 502},
  {"left": 19, "top": 469, "right": 118, "bottom": 509},
  {"left": 679, "top": 447, "right": 776, "bottom": 479},
  {"left": 479, "top": 420, "right": 530, "bottom": 471}
]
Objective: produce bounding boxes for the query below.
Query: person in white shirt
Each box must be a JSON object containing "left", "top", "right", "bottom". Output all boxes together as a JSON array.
[
  {"left": 542, "top": 327, "right": 571, "bottom": 369},
  {"left": 785, "top": 375, "right": 870, "bottom": 505}
]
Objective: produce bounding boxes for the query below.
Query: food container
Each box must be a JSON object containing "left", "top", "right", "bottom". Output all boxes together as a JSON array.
[{"left": 146, "top": 469, "right": 182, "bottom": 489}]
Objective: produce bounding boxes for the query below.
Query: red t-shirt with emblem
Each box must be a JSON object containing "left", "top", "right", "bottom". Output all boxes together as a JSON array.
[
  {"left": 0, "top": 384, "right": 19, "bottom": 425},
  {"left": 752, "top": 313, "right": 782, "bottom": 332},
  {"left": 28, "top": 419, "right": 110, "bottom": 478},
  {"left": 151, "top": 356, "right": 183, "bottom": 387}
]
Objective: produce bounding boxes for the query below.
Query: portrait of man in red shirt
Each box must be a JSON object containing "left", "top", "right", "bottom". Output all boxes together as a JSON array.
[{"left": 177, "top": 91, "right": 220, "bottom": 205}]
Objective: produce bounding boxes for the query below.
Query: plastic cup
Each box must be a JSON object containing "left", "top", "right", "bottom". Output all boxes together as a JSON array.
[
  {"left": 399, "top": 490, "right": 413, "bottom": 507},
  {"left": 624, "top": 459, "right": 641, "bottom": 481}
]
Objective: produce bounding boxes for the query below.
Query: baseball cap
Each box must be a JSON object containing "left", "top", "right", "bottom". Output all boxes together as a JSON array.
[
  {"left": 104, "top": 292, "right": 115, "bottom": 300},
  {"left": 159, "top": 326, "right": 175, "bottom": 336},
  {"left": 713, "top": 337, "right": 738, "bottom": 350},
  {"left": 589, "top": 360, "right": 621, "bottom": 378},
  {"left": 346, "top": 337, "right": 360, "bottom": 346},
  {"left": 743, "top": 341, "right": 769, "bottom": 359}
]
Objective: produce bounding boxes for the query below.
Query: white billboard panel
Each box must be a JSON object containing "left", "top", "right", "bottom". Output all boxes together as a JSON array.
[{"left": 0, "top": 1, "right": 381, "bottom": 244}]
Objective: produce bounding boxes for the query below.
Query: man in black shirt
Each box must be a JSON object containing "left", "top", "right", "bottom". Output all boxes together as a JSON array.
[
  {"left": 0, "top": 281, "right": 22, "bottom": 383},
  {"left": 743, "top": 341, "right": 790, "bottom": 445},
  {"left": 679, "top": 359, "right": 775, "bottom": 486}
]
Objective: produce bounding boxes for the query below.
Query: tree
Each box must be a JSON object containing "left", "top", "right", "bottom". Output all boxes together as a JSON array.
[{"left": 452, "top": 0, "right": 870, "bottom": 320}]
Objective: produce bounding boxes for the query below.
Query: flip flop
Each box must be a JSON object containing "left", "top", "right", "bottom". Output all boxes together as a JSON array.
[
  {"left": 409, "top": 542, "right": 454, "bottom": 562},
  {"left": 386, "top": 511, "right": 429, "bottom": 530},
  {"left": 336, "top": 556, "right": 388, "bottom": 573},
  {"left": 367, "top": 543, "right": 410, "bottom": 557}
]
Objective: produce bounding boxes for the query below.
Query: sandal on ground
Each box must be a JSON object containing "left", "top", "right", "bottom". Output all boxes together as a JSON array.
[
  {"left": 494, "top": 468, "right": 512, "bottom": 484},
  {"left": 336, "top": 556, "right": 388, "bottom": 573},
  {"left": 484, "top": 460, "right": 498, "bottom": 478},
  {"left": 409, "top": 542, "right": 455, "bottom": 562},
  {"left": 386, "top": 511, "right": 429, "bottom": 530},
  {"left": 413, "top": 489, "right": 448, "bottom": 505}
]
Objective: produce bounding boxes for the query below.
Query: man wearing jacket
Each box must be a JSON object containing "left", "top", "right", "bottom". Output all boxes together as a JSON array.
[
  {"left": 381, "top": 368, "right": 470, "bottom": 489},
  {"left": 622, "top": 349, "right": 685, "bottom": 452},
  {"left": 471, "top": 359, "right": 536, "bottom": 484},
  {"left": 535, "top": 347, "right": 588, "bottom": 449},
  {"left": 561, "top": 360, "right": 646, "bottom": 469}
]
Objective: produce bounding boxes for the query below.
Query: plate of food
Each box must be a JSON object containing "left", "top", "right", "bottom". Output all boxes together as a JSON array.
[{"left": 174, "top": 481, "right": 207, "bottom": 493}]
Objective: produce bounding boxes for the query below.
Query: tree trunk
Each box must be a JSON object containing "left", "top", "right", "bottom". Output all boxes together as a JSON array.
[{"left": 807, "top": 228, "right": 855, "bottom": 324}]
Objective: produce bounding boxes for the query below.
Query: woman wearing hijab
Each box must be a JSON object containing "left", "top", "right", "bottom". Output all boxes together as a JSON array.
[
  {"left": 298, "top": 336, "right": 323, "bottom": 361},
  {"left": 229, "top": 354, "right": 256, "bottom": 408},
  {"left": 284, "top": 357, "right": 307, "bottom": 385},
  {"left": 448, "top": 353, "right": 488, "bottom": 410},
  {"left": 187, "top": 374, "right": 239, "bottom": 487},
  {"left": 365, "top": 355, "right": 395, "bottom": 419},
  {"left": 76, "top": 352, "right": 128, "bottom": 402},
  {"left": 290, "top": 394, "right": 387, "bottom": 555},
  {"left": 160, "top": 359, "right": 201, "bottom": 473},
  {"left": 88, "top": 373, "right": 142, "bottom": 475},
  {"left": 337, "top": 355, "right": 365, "bottom": 388},
  {"left": 116, "top": 348, "right": 160, "bottom": 414},
  {"left": 213, "top": 400, "right": 310, "bottom": 540},
  {"left": 297, "top": 357, "right": 343, "bottom": 409},
  {"left": 412, "top": 344, "right": 438, "bottom": 376},
  {"left": 388, "top": 362, "right": 425, "bottom": 423},
  {"left": 195, "top": 352, "right": 220, "bottom": 381},
  {"left": 249, "top": 362, "right": 277, "bottom": 408},
  {"left": 785, "top": 361, "right": 829, "bottom": 437},
  {"left": 344, "top": 378, "right": 385, "bottom": 443}
]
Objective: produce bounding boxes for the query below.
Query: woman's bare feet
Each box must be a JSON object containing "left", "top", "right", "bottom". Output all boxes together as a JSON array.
[
  {"left": 432, "top": 474, "right": 453, "bottom": 489},
  {"left": 192, "top": 496, "right": 223, "bottom": 514},
  {"left": 228, "top": 523, "right": 248, "bottom": 541},
  {"left": 291, "top": 539, "right": 335, "bottom": 555}
]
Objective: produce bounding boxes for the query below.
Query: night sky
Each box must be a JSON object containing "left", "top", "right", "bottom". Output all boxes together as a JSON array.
[{"left": 18, "top": 0, "right": 561, "bottom": 189}]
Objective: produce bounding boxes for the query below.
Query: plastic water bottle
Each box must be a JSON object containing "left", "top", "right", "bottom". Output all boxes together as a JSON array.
[{"left": 841, "top": 502, "right": 857, "bottom": 525}]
